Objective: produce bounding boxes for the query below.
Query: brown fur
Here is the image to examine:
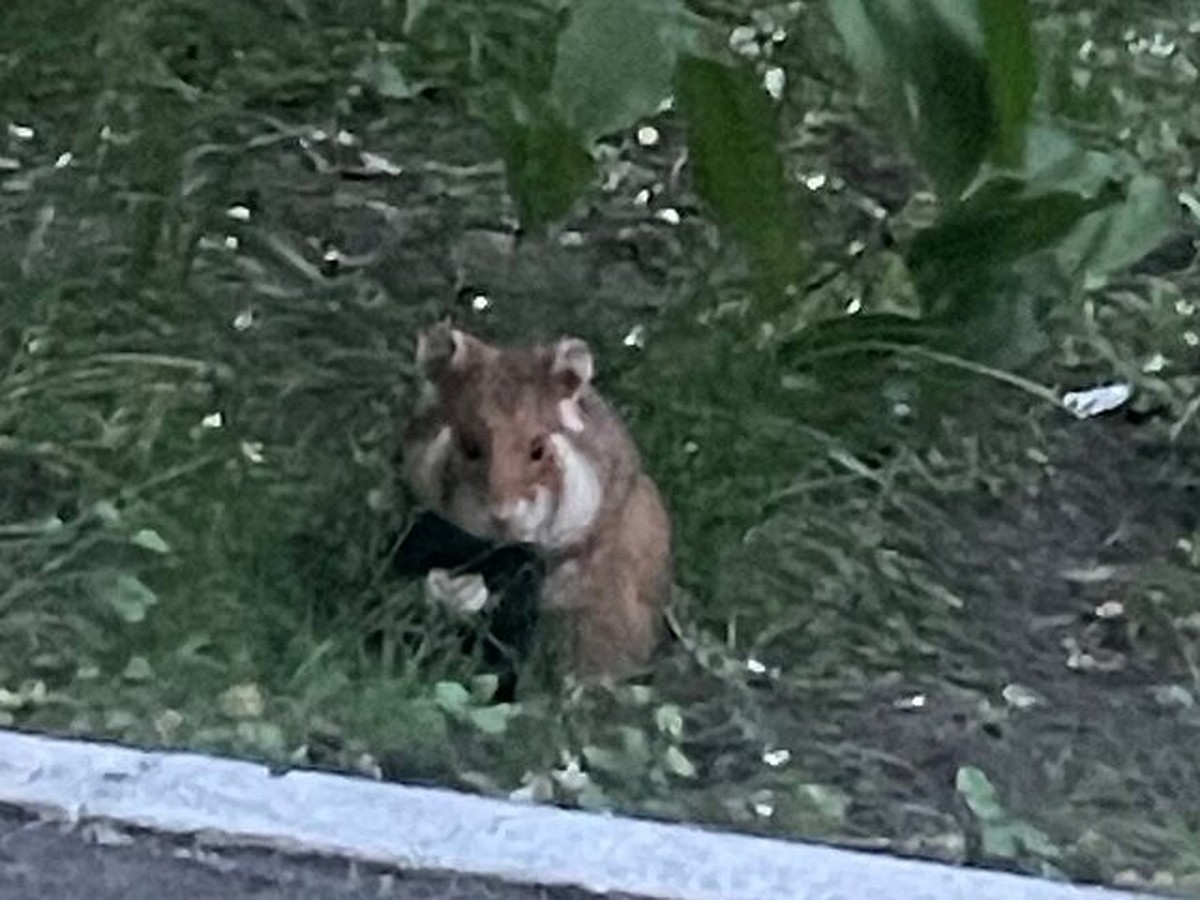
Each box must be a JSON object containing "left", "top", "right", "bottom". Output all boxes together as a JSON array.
[{"left": 403, "top": 323, "right": 672, "bottom": 680}]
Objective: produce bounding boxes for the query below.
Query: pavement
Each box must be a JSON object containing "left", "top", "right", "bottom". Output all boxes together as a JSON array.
[
  {"left": 0, "top": 808, "right": 641, "bottom": 900},
  {"left": 0, "top": 729, "right": 1150, "bottom": 900}
]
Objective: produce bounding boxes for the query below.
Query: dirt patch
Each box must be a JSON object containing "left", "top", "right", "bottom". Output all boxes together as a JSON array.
[{"left": 764, "top": 413, "right": 1200, "bottom": 881}]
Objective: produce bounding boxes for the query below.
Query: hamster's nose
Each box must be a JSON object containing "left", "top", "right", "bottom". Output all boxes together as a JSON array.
[
  {"left": 490, "top": 499, "right": 523, "bottom": 524},
  {"left": 490, "top": 497, "right": 533, "bottom": 536}
]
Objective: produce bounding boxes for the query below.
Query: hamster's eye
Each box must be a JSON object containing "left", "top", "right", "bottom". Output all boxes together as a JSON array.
[
  {"left": 530, "top": 436, "right": 547, "bottom": 462},
  {"left": 460, "top": 438, "right": 484, "bottom": 461}
]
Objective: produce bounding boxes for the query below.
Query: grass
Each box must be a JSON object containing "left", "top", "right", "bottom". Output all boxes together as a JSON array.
[{"left": 2, "top": 0, "right": 1200, "bottom": 892}]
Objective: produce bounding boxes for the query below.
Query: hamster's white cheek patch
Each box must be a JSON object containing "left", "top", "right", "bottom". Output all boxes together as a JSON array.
[
  {"left": 544, "top": 434, "right": 601, "bottom": 548},
  {"left": 410, "top": 426, "right": 452, "bottom": 497},
  {"left": 504, "top": 489, "right": 553, "bottom": 542},
  {"left": 558, "top": 399, "right": 585, "bottom": 434}
]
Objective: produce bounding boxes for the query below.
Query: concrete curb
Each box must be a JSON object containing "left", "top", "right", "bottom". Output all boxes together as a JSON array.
[{"left": 0, "top": 729, "right": 1147, "bottom": 900}]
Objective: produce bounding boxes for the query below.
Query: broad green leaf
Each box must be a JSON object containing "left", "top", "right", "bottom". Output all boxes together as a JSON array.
[
  {"left": 1055, "top": 174, "right": 1177, "bottom": 280},
  {"left": 907, "top": 176, "right": 1123, "bottom": 302},
  {"left": 100, "top": 574, "right": 158, "bottom": 623},
  {"left": 828, "top": 0, "right": 993, "bottom": 199},
  {"left": 676, "top": 56, "right": 801, "bottom": 307},
  {"left": 484, "top": 93, "right": 593, "bottom": 227},
  {"left": 1023, "top": 126, "right": 1120, "bottom": 195},
  {"left": 551, "top": 0, "right": 698, "bottom": 141},
  {"left": 979, "top": 0, "right": 1035, "bottom": 167},
  {"left": 1020, "top": 128, "right": 1176, "bottom": 279},
  {"left": 433, "top": 680, "right": 471, "bottom": 713}
]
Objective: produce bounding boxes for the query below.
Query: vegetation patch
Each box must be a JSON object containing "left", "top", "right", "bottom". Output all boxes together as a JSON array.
[{"left": 1, "top": 0, "right": 1199, "bottom": 892}]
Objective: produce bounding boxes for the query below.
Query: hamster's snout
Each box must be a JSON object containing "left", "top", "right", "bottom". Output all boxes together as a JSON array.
[{"left": 489, "top": 489, "right": 554, "bottom": 543}]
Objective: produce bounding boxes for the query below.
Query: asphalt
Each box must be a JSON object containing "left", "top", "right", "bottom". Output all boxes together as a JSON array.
[{"left": 0, "top": 808, "right": 644, "bottom": 900}]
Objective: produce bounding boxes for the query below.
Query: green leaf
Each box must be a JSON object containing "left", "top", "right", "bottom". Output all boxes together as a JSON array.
[
  {"left": 100, "top": 574, "right": 159, "bottom": 623},
  {"left": 827, "top": 0, "right": 888, "bottom": 83},
  {"left": 483, "top": 93, "right": 593, "bottom": 227},
  {"left": 795, "top": 783, "right": 851, "bottom": 822},
  {"left": 122, "top": 656, "right": 153, "bottom": 682},
  {"left": 92, "top": 500, "right": 121, "bottom": 525},
  {"left": 907, "top": 176, "right": 1123, "bottom": 303},
  {"left": 979, "top": 0, "right": 1035, "bottom": 167},
  {"left": 653, "top": 703, "right": 684, "bottom": 740},
  {"left": 403, "top": 0, "right": 434, "bottom": 34},
  {"left": 582, "top": 744, "right": 631, "bottom": 776},
  {"left": 575, "top": 781, "right": 613, "bottom": 811},
  {"left": 1023, "top": 126, "right": 1121, "bottom": 194},
  {"left": 782, "top": 313, "right": 953, "bottom": 363},
  {"left": 959, "top": 766, "right": 1061, "bottom": 862},
  {"left": 662, "top": 745, "right": 697, "bottom": 779},
  {"left": 796, "top": 787, "right": 854, "bottom": 830},
  {"left": 130, "top": 528, "right": 171, "bottom": 554},
  {"left": 220, "top": 682, "right": 265, "bottom": 718},
  {"left": 981, "top": 819, "right": 1063, "bottom": 861},
  {"left": 1019, "top": 128, "right": 1176, "bottom": 279},
  {"left": 618, "top": 726, "right": 652, "bottom": 766},
  {"left": 354, "top": 58, "right": 421, "bottom": 100},
  {"left": 551, "top": 0, "right": 698, "bottom": 141},
  {"left": 676, "top": 56, "right": 801, "bottom": 307},
  {"left": 469, "top": 673, "right": 500, "bottom": 704},
  {"left": 465, "top": 703, "right": 516, "bottom": 736},
  {"left": 235, "top": 720, "right": 287, "bottom": 755},
  {"left": 828, "top": 0, "right": 993, "bottom": 199},
  {"left": 956, "top": 765, "right": 1005, "bottom": 821},
  {"left": 433, "top": 680, "right": 471, "bottom": 713},
  {"left": 1055, "top": 174, "right": 1177, "bottom": 280}
]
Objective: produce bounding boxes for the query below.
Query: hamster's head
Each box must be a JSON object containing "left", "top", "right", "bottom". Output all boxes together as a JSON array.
[{"left": 407, "top": 323, "right": 603, "bottom": 548}]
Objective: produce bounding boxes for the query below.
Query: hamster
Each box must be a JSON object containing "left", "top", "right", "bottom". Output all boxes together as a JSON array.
[{"left": 402, "top": 322, "right": 672, "bottom": 680}]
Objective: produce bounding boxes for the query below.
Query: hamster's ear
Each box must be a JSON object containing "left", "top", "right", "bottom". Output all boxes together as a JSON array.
[
  {"left": 416, "top": 323, "right": 484, "bottom": 380},
  {"left": 550, "top": 337, "right": 594, "bottom": 397}
]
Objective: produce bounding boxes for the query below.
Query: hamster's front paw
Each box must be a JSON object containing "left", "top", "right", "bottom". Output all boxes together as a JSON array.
[{"left": 424, "top": 568, "right": 490, "bottom": 615}]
